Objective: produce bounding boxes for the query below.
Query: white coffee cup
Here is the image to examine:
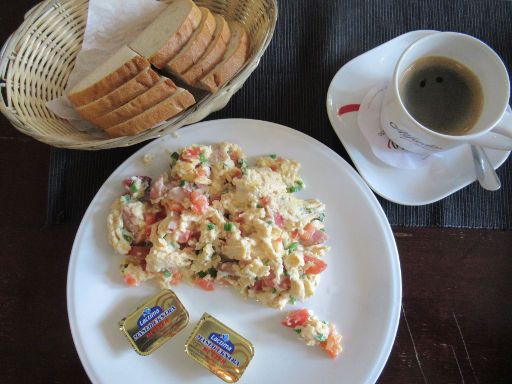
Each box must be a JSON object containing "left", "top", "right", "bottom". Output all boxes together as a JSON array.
[{"left": 380, "top": 32, "right": 512, "bottom": 155}]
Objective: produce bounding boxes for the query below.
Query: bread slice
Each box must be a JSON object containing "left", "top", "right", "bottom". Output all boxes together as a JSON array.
[
  {"left": 129, "top": 0, "right": 202, "bottom": 69},
  {"left": 197, "top": 22, "right": 249, "bottom": 93},
  {"left": 76, "top": 69, "right": 161, "bottom": 122},
  {"left": 165, "top": 7, "right": 216, "bottom": 75},
  {"left": 68, "top": 46, "right": 149, "bottom": 106},
  {"left": 105, "top": 89, "right": 196, "bottom": 137},
  {"left": 181, "top": 15, "right": 231, "bottom": 86},
  {"left": 94, "top": 78, "right": 177, "bottom": 129}
]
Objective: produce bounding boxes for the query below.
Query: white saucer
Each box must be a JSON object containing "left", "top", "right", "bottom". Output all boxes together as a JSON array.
[{"left": 326, "top": 30, "right": 511, "bottom": 206}]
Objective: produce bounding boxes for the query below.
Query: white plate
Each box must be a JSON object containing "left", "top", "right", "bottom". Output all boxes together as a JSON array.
[
  {"left": 326, "top": 30, "right": 511, "bottom": 206},
  {"left": 67, "top": 119, "right": 401, "bottom": 384}
]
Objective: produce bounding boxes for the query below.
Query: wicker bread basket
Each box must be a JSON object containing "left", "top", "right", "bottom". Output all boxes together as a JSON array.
[{"left": 0, "top": 0, "right": 277, "bottom": 149}]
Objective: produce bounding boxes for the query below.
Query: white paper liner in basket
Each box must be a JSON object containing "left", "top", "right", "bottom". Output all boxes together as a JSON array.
[{"left": 47, "top": 0, "right": 170, "bottom": 138}]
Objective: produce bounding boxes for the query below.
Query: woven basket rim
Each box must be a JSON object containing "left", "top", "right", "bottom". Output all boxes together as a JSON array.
[{"left": 0, "top": 0, "right": 278, "bottom": 150}]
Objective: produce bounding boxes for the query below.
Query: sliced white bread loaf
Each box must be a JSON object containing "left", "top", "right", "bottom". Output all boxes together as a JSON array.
[
  {"left": 165, "top": 7, "right": 216, "bottom": 75},
  {"left": 76, "top": 68, "right": 161, "bottom": 122},
  {"left": 129, "top": 0, "right": 202, "bottom": 69},
  {"left": 181, "top": 14, "right": 231, "bottom": 86},
  {"left": 105, "top": 88, "right": 196, "bottom": 137},
  {"left": 68, "top": 46, "right": 149, "bottom": 106},
  {"left": 93, "top": 78, "right": 177, "bottom": 130},
  {"left": 197, "top": 22, "right": 249, "bottom": 93}
]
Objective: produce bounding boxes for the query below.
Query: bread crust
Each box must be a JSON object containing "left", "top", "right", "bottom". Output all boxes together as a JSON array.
[
  {"left": 198, "top": 25, "right": 249, "bottom": 93},
  {"left": 166, "top": 7, "right": 216, "bottom": 75},
  {"left": 150, "top": 5, "right": 202, "bottom": 68},
  {"left": 77, "top": 69, "right": 161, "bottom": 121},
  {"left": 93, "top": 78, "right": 177, "bottom": 129},
  {"left": 181, "top": 15, "right": 231, "bottom": 85},
  {"left": 68, "top": 56, "right": 150, "bottom": 106},
  {"left": 105, "top": 90, "right": 196, "bottom": 137}
]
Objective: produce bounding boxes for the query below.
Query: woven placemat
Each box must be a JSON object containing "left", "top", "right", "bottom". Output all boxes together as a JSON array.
[{"left": 47, "top": 0, "right": 512, "bottom": 228}]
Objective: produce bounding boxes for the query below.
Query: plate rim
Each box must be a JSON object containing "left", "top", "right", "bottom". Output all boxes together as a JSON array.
[
  {"left": 326, "top": 30, "right": 510, "bottom": 206},
  {"left": 66, "top": 118, "right": 402, "bottom": 384}
]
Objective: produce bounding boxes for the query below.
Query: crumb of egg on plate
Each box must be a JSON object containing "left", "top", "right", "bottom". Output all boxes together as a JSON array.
[
  {"left": 107, "top": 142, "right": 330, "bottom": 310},
  {"left": 282, "top": 308, "right": 343, "bottom": 358},
  {"left": 142, "top": 154, "right": 155, "bottom": 166}
]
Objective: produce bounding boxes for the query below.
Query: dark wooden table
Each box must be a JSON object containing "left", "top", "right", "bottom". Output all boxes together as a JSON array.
[{"left": 1, "top": 2, "right": 511, "bottom": 383}]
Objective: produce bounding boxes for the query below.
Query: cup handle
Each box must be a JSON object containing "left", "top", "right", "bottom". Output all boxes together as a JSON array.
[{"left": 471, "top": 110, "right": 512, "bottom": 150}]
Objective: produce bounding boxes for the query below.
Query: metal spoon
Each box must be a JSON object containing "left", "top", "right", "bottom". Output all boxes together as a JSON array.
[{"left": 470, "top": 145, "right": 501, "bottom": 191}]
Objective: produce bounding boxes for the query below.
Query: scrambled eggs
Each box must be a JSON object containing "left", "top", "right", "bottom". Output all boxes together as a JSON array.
[
  {"left": 108, "top": 142, "right": 329, "bottom": 309},
  {"left": 282, "top": 309, "right": 342, "bottom": 358}
]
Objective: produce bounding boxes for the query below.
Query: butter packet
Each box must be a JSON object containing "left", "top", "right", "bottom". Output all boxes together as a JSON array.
[
  {"left": 119, "top": 289, "right": 189, "bottom": 355},
  {"left": 185, "top": 313, "right": 254, "bottom": 383}
]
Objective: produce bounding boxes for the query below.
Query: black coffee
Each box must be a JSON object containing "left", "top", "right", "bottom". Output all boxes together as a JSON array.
[{"left": 399, "top": 56, "right": 484, "bottom": 135}]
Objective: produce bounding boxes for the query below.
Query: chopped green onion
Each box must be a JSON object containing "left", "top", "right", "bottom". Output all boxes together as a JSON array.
[
  {"left": 256, "top": 204, "right": 263, "bottom": 208},
  {"left": 171, "top": 152, "right": 180, "bottom": 161},
  {"left": 269, "top": 154, "right": 277, "bottom": 159},
  {"left": 322, "top": 320, "right": 328, "bottom": 325},
  {"left": 197, "top": 271, "right": 207, "bottom": 278},
  {"left": 121, "top": 194, "right": 130, "bottom": 204},
  {"left": 263, "top": 259, "right": 270, "bottom": 266},
  {"left": 224, "top": 222, "right": 234, "bottom": 232},
  {"left": 207, "top": 223, "right": 215, "bottom": 230},
  {"left": 294, "top": 328, "right": 302, "bottom": 334},
  {"left": 130, "top": 183, "right": 139, "bottom": 193},
  {"left": 180, "top": 180, "right": 187, "bottom": 187},
  {"left": 287, "top": 180, "right": 304, "bottom": 193},
  {"left": 315, "top": 212, "right": 326, "bottom": 222},
  {"left": 163, "top": 270, "right": 172, "bottom": 278},
  {"left": 199, "top": 153, "right": 207, "bottom": 164},
  {"left": 315, "top": 333, "right": 327, "bottom": 342},
  {"left": 237, "top": 159, "right": 248, "bottom": 176},
  {"left": 208, "top": 267, "right": 218, "bottom": 278},
  {"left": 287, "top": 186, "right": 300, "bottom": 193},
  {"left": 286, "top": 242, "right": 299, "bottom": 252},
  {"left": 272, "top": 288, "right": 277, "bottom": 294},
  {"left": 320, "top": 228, "right": 326, "bottom": 232},
  {"left": 289, "top": 296, "right": 296, "bottom": 305},
  {"left": 284, "top": 269, "right": 289, "bottom": 277},
  {"left": 305, "top": 208, "right": 313, "bottom": 214},
  {"left": 267, "top": 220, "right": 273, "bottom": 225},
  {"left": 171, "top": 241, "right": 179, "bottom": 249}
]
